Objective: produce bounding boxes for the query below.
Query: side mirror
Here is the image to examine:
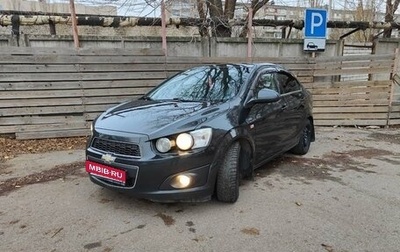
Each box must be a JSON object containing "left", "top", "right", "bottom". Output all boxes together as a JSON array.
[{"left": 245, "top": 88, "right": 280, "bottom": 108}]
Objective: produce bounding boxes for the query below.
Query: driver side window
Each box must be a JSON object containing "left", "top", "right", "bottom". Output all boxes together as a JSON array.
[{"left": 255, "top": 72, "right": 278, "bottom": 97}]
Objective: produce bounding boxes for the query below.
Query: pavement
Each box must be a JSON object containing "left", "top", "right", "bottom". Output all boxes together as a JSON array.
[{"left": 0, "top": 127, "right": 400, "bottom": 252}]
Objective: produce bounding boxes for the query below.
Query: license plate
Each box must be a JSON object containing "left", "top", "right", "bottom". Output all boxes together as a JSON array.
[{"left": 85, "top": 160, "right": 126, "bottom": 185}]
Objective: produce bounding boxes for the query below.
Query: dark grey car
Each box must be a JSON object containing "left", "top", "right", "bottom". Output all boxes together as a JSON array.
[{"left": 85, "top": 63, "right": 315, "bottom": 203}]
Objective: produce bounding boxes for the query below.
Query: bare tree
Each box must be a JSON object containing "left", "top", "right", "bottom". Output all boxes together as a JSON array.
[
  {"left": 383, "top": 0, "right": 400, "bottom": 37},
  {"left": 238, "top": 0, "right": 269, "bottom": 37},
  {"left": 196, "top": 0, "right": 270, "bottom": 37},
  {"left": 307, "top": 0, "right": 324, "bottom": 8}
]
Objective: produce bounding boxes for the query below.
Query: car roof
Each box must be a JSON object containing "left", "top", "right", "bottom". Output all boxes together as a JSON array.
[
  {"left": 191, "top": 63, "right": 289, "bottom": 76},
  {"left": 210, "top": 62, "right": 285, "bottom": 70}
]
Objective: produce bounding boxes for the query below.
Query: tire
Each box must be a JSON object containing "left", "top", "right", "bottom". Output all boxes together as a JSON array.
[
  {"left": 291, "top": 120, "right": 312, "bottom": 155},
  {"left": 216, "top": 142, "right": 240, "bottom": 203}
]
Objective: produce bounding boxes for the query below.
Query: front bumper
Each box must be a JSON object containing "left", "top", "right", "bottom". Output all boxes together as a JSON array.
[{"left": 86, "top": 136, "right": 217, "bottom": 202}]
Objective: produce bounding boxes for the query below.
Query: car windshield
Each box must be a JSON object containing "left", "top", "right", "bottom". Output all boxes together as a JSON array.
[{"left": 146, "top": 65, "right": 252, "bottom": 103}]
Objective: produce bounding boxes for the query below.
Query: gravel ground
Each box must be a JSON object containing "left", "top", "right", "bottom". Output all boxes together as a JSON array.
[{"left": 0, "top": 127, "right": 399, "bottom": 252}]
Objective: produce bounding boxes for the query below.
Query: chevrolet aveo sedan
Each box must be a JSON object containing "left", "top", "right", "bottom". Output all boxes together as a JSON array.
[{"left": 85, "top": 63, "right": 315, "bottom": 203}]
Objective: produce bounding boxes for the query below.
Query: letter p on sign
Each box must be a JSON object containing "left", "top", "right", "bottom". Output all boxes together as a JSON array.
[
  {"left": 311, "top": 12, "right": 323, "bottom": 35},
  {"left": 304, "top": 9, "right": 327, "bottom": 38}
]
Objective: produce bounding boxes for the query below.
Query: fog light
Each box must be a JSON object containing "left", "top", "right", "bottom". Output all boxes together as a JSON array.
[{"left": 171, "top": 174, "right": 192, "bottom": 189}]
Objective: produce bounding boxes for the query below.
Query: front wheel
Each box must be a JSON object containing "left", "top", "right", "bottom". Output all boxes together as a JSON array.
[
  {"left": 216, "top": 142, "right": 240, "bottom": 203},
  {"left": 290, "top": 120, "right": 312, "bottom": 155}
]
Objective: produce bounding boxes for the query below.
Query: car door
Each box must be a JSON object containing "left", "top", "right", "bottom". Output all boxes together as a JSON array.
[
  {"left": 245, "top": 70, "right": 287, "bottom": 166},
  {"left": 275, "top": 71, "right": 307, "bottom": 148}
]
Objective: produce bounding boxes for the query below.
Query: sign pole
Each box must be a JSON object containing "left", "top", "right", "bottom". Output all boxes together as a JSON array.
[
  {"left": 69, "top": 0, "right": 79, "bottom": 49},
  {"left": 161, "top": 0, "right": 167, "bottom": 56},
  {"left": 247, "top": 7, "right": 253, "bottom": 61}
]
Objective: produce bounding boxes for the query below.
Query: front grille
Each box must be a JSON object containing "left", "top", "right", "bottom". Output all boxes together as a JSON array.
[{"left": 92, "top": 138, "right": 141, "bottom": 157}]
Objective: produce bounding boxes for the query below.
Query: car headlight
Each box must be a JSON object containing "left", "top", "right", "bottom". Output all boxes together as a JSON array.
[
  {"left": 156, "top": 137, "right": 172, "bottom": 153},
  {"left": 189, "top": 128, "right": 212, "bottom": 149},
  {"left": 90, "top": 122, "right": 94, "bottom": 136},
  {"left": 176, "top": 133, "right": 194, "bottom": 150},
  {"left": 177, "top": 128, "right": 212, "bottom": 151},
  {"left": 155, "top": 128, "right": 212, "bottom": 153}
]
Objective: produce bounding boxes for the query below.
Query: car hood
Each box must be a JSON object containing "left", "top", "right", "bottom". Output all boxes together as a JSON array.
[{"left": 95, "top": 99, "right": 224, "bottom": 139}]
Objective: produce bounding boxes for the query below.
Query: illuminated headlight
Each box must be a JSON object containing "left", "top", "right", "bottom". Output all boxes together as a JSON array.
[
  {"left": 90, "top": 122, "right": 94, "bottom": 136},
  {"left": 156, "top": 137, "right": 172, "bottom": 153},
  {"left": 155, "top": 128, "right": 212, "bottom": 153},
  {"left": 177, "top": 128, "right": 212, "bottom": 151},
  {"left": 176, "top": 133, "right": 194, "bottom": 150}
]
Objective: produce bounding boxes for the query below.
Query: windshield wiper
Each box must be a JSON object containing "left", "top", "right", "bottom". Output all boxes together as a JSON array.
[
  {"left": 141, "top": 95, "right": 153, "bottom": 101},
  {"left": 171, "top": 98, "right": 197, "bottom": 102}
]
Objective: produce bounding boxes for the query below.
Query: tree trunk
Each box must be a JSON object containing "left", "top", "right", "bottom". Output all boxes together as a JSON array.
[
  {"left": 239, "top": 0, "right": 270, "bottom": 38},
  {"left": 383, "top": 0, "right": 400, "bottom": 38},
  {"left": 197, "top": 0, "right": 209, "bottom": 37}
]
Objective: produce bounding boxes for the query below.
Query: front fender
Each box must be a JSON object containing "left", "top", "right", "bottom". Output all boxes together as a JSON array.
[{"left": 208, "top": 126, "right": 256, "bottom": 187}]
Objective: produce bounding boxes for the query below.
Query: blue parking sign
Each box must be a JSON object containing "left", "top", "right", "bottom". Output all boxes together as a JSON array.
[{"left": 304, "top": 9, "right": 327, "bottom": 38}]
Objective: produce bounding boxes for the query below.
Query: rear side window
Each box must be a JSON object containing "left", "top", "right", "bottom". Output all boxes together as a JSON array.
[{"left": 276, "top": 73, "right": 302, "bottom": 94}]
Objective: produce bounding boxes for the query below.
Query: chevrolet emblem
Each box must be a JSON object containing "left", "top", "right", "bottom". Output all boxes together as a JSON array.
[{"left": 101, "top": 153, "right": 116, "bottom": 163}]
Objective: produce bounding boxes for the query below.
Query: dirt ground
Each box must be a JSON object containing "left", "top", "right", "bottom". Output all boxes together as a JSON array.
[{"left": 0, "top": 127, "right": 400, "bottom": 252}]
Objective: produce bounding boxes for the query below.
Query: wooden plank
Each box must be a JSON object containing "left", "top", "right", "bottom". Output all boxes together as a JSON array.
[
  {"left": 83, "top": 95, "right": 138, "bottom": 105},
  {"left": 82, "top": 80, "right": 159, "bottom": 89},
  {"left": 312, "top": 93, "right": 389, "bottom": 101},
  {"left": 313, "top": 100, "right": 389, "bottom": 106},
  {"left": 388, "top": 119, "right": 400, "bottom": 125},
  {"left": 0, "top": 89, "right": 83, "bottom": 99},
  {"left": 389, "top": 112, "right": 400, "bottom": 118},
  {"left": 0, "top": 72, "right": 167, "bottom": 82},
  {"left": 0, "top": 125, "right": 18, "bottom": 134},
  {"left": 314, "top": 113, "right": 388, "bottom": 119},
  {"left": 0, "top": 64, "right": 78, "bottom": 73},
  {"left": 0, "top": 105, "right": 85, "bottom": 116},
  {"left": 85, "top": 112, "right": 103, "bottom": 121},
  {"left": 83, "top": 87, "right": 150, "bottom": 97},
  {"left": 314, "top": 119, "right": 387, "bottom": 126},
  {"left": 251, "top": 57, "right": 312, "bottom": 64},
  {"left": 297, "top": 76, "right": 313, "bottom": 83},
  {"left": 0, "top": 98, "right": 83, "bottom": 108},
  {"left": 314, "top": 67, "right": 392, "bottom": 76},
  {"left": 3, "top": 124, "right": 86, "bottom": 135},
  {"left": 0, "top": 80, "right": 160, "bottom": 91},
  {"left": 313, "top": 106, "right": 388, "bottom": 113},
  {"left": 84, "top": 104, "right": 119, "bottom": 113},
  {"left": 0, "top": 81, "right": 82, "bottom": 91},
  {"left": 0, "top": 115, "right": 85, "bottom": 125},
  {"left": 314, "top": 60, "right": 394, "bottom": 69},
  {"left": 16, "top": 128, "right": 90, "bottom": 140},
  {"left": 312, "top": 87, "right": 390, "bottom": 95},
  {"left": 18, "top": 122, "right": 88, "bottom": 132},
  {"left": 291, "top": 70, "right": 313, "bottom": 77},
  {"left": 0, "top": 87, "right": 150, "bottom": 99},
  {"left": 311, "top": 80, "right": 391, "bottom": 88},
  {"left": 315, "top": 54, "right": 395, "bottom": 63},
  {"left": 78, "top": 63, "right": 168, "bottom": 72}
]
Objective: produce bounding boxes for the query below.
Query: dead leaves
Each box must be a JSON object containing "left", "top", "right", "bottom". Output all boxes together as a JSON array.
[
  {"left": 241, "top": 227, "right": 260, "bottom": 236},
  {"left": 0, "top": 136, "right": 86, "bottom": 161}
]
